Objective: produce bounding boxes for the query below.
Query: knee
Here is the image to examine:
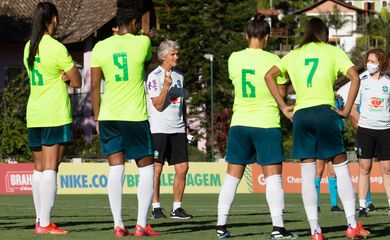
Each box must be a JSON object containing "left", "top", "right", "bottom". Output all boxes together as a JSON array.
[
  {"left": 359, "top": 166, "right": 371, "bottom": 175},
  {"left": 175, "top": 163, "right": 189, "bottom": 177},
  {"left": 380, "top": 165, "right": 390, "bottom": 176}
]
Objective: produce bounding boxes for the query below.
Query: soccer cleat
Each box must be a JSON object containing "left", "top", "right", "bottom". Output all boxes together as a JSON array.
[
  {"left": 366, "top": 203, "right": 376, "bottom": 212},
  {"left": 317, "top": 206, "right": 321, "bottom": 212},
  {"left": 151, "top": 207, "right": 167, "bottom": 219},
  {"left": 388, "top": 209, "right": 390, "bottom": 216},
  {"left": 312, "top": 230, "right": 324, "bottom": 240},
  {"left": 216, "top": 225, "right": 231, "bottom": 239},
  {"left": 170, "top": 207, "right": 193, "bottom": 219},
  {"left": 134, "top": 224, "right": 160, "bottom": 237},
  {"left": 330, "top": 205, "right": 344, "bottom": 213},
  {"left": 114, "top": 226, "right": 130, "bottom": 237},
  {"left": 269, "top": 227, "right": 299, "bottom": 239},
  {"left": 35, "top": 223, "right": 69, "bottom": 235},
  {"left": 346, "top": 222, "right": 370, "bottom": 239},
  {"left": 358, "top": 208, "right": 368, "bottom": 218}
]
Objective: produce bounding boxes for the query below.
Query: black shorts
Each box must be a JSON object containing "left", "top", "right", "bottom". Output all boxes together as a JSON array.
[
  {"left": 152, "top": 133, "right": 188, "bottom": 165},
  {"left": 355, "top": 127, "right": 390, "bottom": 160}
]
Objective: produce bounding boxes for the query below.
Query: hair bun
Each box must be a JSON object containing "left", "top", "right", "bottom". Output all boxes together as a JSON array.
[{"left": 253, "top": 13, "right": 266, "bottom": 22}]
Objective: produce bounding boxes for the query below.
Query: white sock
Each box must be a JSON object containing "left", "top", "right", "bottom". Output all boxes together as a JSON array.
[
  {"left": 32, "top": 170, "right": 42, "bottom": 224},
  {"left": 359, "top": 199, "right": 366, "bottom": 209},
  {"left": 108, "top": 165, "right": 124, "bottom": 228},
  {"left": 39, "top": 170, "right": 57, "bottom": 227},
  {"left": 266, "top": 175, "right": 284, "bottom": 228},
  {"left": 301, "top": 162, "right": 321, "bottom": 235},
  {"left": 173, "top": 202, "right": 181, "bottom": 211},
  {"left": 388, "top": 199, "right": 390, "bottom": 208},
  {"left": 333, "top": 160, "right": 357, "bottom": 228},
  {"left": 217, "top": 174, "right": 240, "bottom": 226},
  {"left": 152, "top": 202, "right": 161, "bottom": 209},
  {"left": 137, "top": 164, "right": 154, "bottom": 228}
]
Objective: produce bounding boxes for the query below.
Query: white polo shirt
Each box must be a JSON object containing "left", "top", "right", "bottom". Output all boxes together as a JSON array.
[
  {"left": 146, "top": 66, "right": 185, "bottom": 134},
  {"left": 355, "top": 70, "right": 390, "bottom": 130}
]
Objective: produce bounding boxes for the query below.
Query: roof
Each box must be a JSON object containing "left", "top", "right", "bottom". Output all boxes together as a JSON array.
[
  {"left": 294, "top": 0, "right": 370, "bottom": 15},
  {"left": 0, "top": 0, "right": 152, "bottom": 44}
]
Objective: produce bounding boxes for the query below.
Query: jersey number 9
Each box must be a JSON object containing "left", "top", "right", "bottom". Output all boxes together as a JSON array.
[{"left": 113, "top": 52, "right": 129, "bottom": 82}]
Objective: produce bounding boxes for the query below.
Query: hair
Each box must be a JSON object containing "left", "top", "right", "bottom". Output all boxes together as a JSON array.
[
  {"left": 116, "top": 0, "right": 141, "bottom": 26},
  {"left": 299, "top": 17, "right": 329, "bottom": 48},
  {"left": 158, "top": 40, "right": 180, "bottom": 61},
  {"left": 365, "top": 48, "right": 389, "bottom": 73},
  {"left": 244, "top": 13, "right": 270, "bottom": 40},
  {"left": 28, "top": 2, "right": 58, "bottom": 69}
]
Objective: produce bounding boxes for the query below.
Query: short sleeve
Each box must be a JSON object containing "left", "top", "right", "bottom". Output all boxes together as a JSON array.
[
  {"left": 91, "top": 43, "right": 101, "bottom": 68},
  {"left": 146, "top": 72, "right": 161, "bottom": 98},
  {"left": 56, "top": 43, "right": 74, "bottom": 72},
  {"left": 276, "top": 75, "right": 287, "bottom": 85},
  {"left": 335, "top": 48, "right": 354, "bottom": 76},
  {"left": 228, "top": 53, "right": 236, "bottom": 81},
  {"left": 276, "top": 54, "right": 288, "bottom": 75}
]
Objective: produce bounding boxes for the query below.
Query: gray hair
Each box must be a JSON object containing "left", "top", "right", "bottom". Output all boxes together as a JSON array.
[{"left": 158, "top": 40, "right": 180, "bottom": 61}]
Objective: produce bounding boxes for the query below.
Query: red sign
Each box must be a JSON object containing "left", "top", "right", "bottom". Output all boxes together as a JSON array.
[
  {"left": 0, "top": 163, "right": 34, "bottom": 194},
  {"left": 252, "top": 162, "right": 385, "bottom": 193}
]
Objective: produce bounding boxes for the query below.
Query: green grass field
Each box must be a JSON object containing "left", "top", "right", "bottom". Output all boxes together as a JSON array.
[{"left": 0, "top": 193, "right": 389, "bottom": 239}]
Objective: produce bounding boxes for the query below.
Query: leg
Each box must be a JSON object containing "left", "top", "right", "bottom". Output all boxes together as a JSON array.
[
  {"left": 358, "top": 159, "right": 372, "bottom": 211},
  {"left": 152, "top": 162, "right": 163, "bottom": 205},
  {"left": 173, "top": 161, "right": 189, "bottom": 205},
  {"left": 107, "top": 152, "right": 126, "bottom": 228},
  {"left": 136, "top": 156, "right": 155, "bottom": 228},
  {"left": 379, "top": 160, "right": 390, "bottom": 209},
  {"left": 32, "top": 147, "right": 43, "bottom": 225},
  {"left": 217, "top": 163, "right": 244, "bottom": 227},
  {"left": 327, "top": 161, "right": 339, "bottom": 209},
  {"left": 39, "top": 144, "right": 63, "bottom": 228},
  {"left": 301, "top": 159, "right": 321, "bottom": 235},
  {"left": 315, "top": 160, "right": 325, "bottom": 210},
  {"left": 262, "top": 164, "right": 284, "bottom": 228},
  {"left": 332, "top": 154, "right": 357, "bottom": 228}
]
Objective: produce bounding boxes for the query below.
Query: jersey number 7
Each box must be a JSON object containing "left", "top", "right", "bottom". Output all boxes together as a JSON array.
[{"left": 305, "top": 58, "right": 319, "bottom": 88}]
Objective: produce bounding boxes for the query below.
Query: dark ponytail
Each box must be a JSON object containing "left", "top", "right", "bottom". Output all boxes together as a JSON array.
[
  {"left": 245, "top": 13, "right": 270, "bottom": 40},
  {"left": 28, "top": 2, "right": 58, "bottom": 69}
]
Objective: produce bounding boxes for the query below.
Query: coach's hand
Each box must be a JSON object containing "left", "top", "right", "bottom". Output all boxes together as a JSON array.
[{"left": 163, "top": 73, "right": 173, "bottom": 89}]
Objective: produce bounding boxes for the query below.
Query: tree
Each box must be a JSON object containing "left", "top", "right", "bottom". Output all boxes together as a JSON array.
[
  {"left": 321, "top": 4, "right": 349, "bottom": 46},
  {"left": 0, "top": 72, "right": 31, "bottom": 162},
  {"left": 365, "top": 9, "right": 390, "bottom": 54},
  {"left": 153, "top": 0, "right": 259, "bottom": 159}
]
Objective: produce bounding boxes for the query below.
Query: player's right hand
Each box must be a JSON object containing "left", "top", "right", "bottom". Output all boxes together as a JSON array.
[{"left": 281, "top": 105, "right": 294, "bottom": 121}]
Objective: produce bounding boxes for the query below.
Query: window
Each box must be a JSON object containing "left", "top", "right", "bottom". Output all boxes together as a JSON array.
[{"left": 383, "top": 1, "right": 388, "bottom": 7}]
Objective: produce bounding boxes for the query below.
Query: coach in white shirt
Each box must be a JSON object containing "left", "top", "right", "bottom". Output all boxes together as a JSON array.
[{"left": 146, "top": 40, "right": 192, "bottom": 220}]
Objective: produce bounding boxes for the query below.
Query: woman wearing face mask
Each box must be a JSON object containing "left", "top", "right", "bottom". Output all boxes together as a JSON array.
[{"left": 350, "top": 48, "right": 390, "bottom": 217}]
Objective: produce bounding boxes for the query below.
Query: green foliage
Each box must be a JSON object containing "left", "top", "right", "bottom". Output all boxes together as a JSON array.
[
  {"left": 321, "top": 5, "right": 349, "bottom": 37},
  {"left": 365, "top": 9, "right": 390, "bottom": 54},
  {"left": 0, "top": 72, "right": 31, "bottom": 162},
  {"left": 64, "top": 134, "right": 105, "bottom": 160}
]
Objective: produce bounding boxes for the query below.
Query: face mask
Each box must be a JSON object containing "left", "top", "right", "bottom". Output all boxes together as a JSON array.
[{"left": 367, "top": 63, "right": 379, "bottom": 74}]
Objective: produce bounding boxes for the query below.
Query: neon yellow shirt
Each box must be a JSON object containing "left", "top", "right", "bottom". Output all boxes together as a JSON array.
[
  {"left": 23, "top": 35, "right": 75, "bottom": 128},
  {"left": 277, "top": 42, "right": 354, "bottom": 112},
  {"left": 91, "top": 34, "right": 151, "bottom": 121},
  {"left": 229, "top": 48, "right": 287, "bottom": 128}
]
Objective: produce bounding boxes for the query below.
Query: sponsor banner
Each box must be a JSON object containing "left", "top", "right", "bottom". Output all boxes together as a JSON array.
[
  {"left": 252, "top": 162, "right": 385, "bottom": 193},
  {"left": 0, "top": 163, "right": 251, "bottom": 194},
  {"left": 0, "top": 163, "right": 34, "bottom": 194}
]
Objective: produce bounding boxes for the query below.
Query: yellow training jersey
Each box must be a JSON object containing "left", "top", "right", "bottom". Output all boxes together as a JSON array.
[
  {"left": 229, "top": 48, "right": 287, "bottom": 128},
  {"left": 91, "top": 33, "right": 151, "bottom": 121},
  {"left": 23, "top": 34, "right": 75, "bottom": 128},
  {"left": 276, "top": 42, "right": 354, "bottom": 112}
]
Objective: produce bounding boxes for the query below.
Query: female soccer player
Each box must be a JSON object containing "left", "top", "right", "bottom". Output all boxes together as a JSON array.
[
  {"left": 265, "top": 17, "right": 370, "bottom": 240},
  {"left": 350, "top": 48, "right": 390, "bottom": 217},
  {"left": 216, "top": 13, "right": 298, "bottom": 240},
  {"left": 24, "top": 2, "right": 81, "bottom": 235},
  {"left": 90, "top": 0, "right": 159, "bottom": 237}
]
